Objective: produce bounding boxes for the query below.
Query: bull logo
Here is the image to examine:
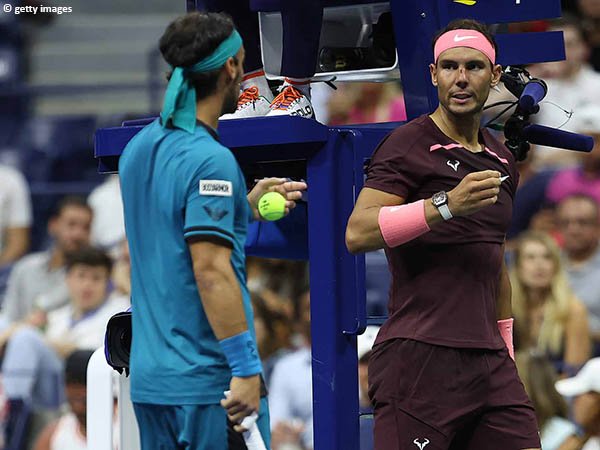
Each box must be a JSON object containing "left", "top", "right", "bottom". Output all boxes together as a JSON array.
[{"left": 413, "top": 438, "right": 430, "bottom": 450}]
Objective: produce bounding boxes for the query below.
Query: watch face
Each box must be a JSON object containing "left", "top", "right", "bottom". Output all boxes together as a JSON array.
[{"left": 432, "top": 191, "right": 447, "bottom": 207}]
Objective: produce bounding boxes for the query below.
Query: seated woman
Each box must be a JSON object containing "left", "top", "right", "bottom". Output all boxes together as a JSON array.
[
  {"left": 515, "top": 351, "right": 581, "bottom": 450},
  {"left": 510, "top": 232, "right": 591, "bottom": 376}
]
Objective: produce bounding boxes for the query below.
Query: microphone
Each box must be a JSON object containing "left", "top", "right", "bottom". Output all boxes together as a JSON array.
[
  {"left": 522, "top": 123, "right": 594, "bottom": 152},
  {"left": 518, "top": 79, "right": 547, "bottom": 114}
]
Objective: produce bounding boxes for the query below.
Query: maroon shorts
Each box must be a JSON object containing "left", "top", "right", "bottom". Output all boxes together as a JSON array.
[{"left": 368, "top": 339, "right": 541, "bottom": 450}]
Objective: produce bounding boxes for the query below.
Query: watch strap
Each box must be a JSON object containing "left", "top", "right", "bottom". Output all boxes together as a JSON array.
[{"left": 437, "top": 204, "right": 453, "bottom": 221}]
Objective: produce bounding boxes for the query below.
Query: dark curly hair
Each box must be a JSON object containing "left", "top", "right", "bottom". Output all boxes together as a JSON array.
[
  {"left": 159, "top": 12, "right": 236, "bottom": 101},
  {"left": 432, "top": 18, "right": 499, "bottom": 66},
  {"left": 65, "top": 246, "right": 113, "bottom": 274}
]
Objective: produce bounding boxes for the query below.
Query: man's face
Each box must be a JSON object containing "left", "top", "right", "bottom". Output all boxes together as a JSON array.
[
  {"left": 573, "top": 392, "right": 600, "bottom": 434},
  {"left": 556, "top": 198, "right": 600, "bottom": 256},
  {"left": 544, "top": 25, "right": 588, "bottom": 78},
  {"left": 430, "top": 47, "right": 501, "bottom": 118},
  {"left": 221, "top": 46, "right": 245, "bottom": 115},
  {"left": 49, "top": 206, "right": 92, "bottom": 254},
  {"left": 66, "top": 264, "right": 109, "bottom": 312},
  {"left": 66, "top": 383, "right": 87, "bottom": 428}
]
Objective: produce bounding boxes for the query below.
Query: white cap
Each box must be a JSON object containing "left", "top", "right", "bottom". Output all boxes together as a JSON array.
[
  {"left": 575, "top": 105, "right": 600, "bottom": 135},
  {"left": 555, "top": 357, "right": 600, "bottom": 397},
  {"left": 357, "top": 325, "right": 380, "bottom": 360}
]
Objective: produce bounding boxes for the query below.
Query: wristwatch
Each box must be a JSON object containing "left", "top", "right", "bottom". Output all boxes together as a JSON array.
[{"left": 431, "top": 191, "right": 453, "bottom": 221}]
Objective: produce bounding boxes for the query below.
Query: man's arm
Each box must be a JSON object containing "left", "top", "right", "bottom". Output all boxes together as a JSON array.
[
  {"left": 188, "top": 237, "right": 260, "bottom": 428},
  {"left": 496, "top": 255, "right": 515, "bottom": 360},
  {"left": 0, "top": 227, "right": 30, "bottom": 266},
  {"left": 346, "top": 171, "right": 503, "bottom": 254}
]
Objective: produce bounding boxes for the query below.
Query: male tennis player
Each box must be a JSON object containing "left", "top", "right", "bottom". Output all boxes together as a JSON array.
[
  {"left": 346, "top": 19, "right": 540, "bottom": 450},
  {"left": 119, "top": 12, "right": 306, "bottom": 449}
]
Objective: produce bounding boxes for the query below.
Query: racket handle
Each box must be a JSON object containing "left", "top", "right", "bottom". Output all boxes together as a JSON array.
[{"left": 224, "top": 391, "right": 267, "bottom": 450}]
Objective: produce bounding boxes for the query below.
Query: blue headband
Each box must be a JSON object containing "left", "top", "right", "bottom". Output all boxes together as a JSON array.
[{"left": 160, "top": 30, "right": 243, "bottom": 134}]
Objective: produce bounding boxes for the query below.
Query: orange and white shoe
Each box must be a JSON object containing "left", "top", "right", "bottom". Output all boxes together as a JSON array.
[
  {"left": 220, "top": 86, "right": 272, "bottom": 120},
  {"left": 266, "top": 85, "right": 315, "bottom": 118}
]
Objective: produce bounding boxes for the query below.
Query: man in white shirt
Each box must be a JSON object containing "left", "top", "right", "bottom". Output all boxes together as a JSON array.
[
  {"left": 556, "top": 358, "right": 600, "bottom": 450},
  {"left": 529, "top": 16, "right": 600, "bottom": 168},
  {"left": 0, "top": 196, "right": 92, "bottom": 327},
  {"left": 0, "top": 164, "right": 32, "bottom": 266},
  {"left": 87, "top": 174, "right": 125, "bottom": 256},
  {"left": 1, "top": 246, "right": 127, "bottom": 430}
]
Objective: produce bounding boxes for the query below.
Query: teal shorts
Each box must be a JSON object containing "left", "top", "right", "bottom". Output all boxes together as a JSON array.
[{"left": 133, "top": 397, "right": 270, "bottom": 450}]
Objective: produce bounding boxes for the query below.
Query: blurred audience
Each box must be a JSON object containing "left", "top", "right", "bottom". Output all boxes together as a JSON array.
[
  {"left": 1, "top": 247, "right": 127, "bottom": 446},
  {"left": 528, "top": 16, "right": 600, "bottom": 168},
  {"left": 247, "top": 257, "right": 308, "bottom": 320},
  {"left": 556, "top": 195, "right": 600, "bottom": 352},
  {"left": 252, "top": 292, "right": 292, "bottom": 384},
  {"left": 0, "top": 196, "right": 92, "bottom": 326},
  {"left": 269, "top": 290, "right": 312, "bottom": 450},
  {"left": 88, "top": 174, "right": 125, "bottom": 257},
  {"left": 327, "top": 82, "right": 406, "bottom": 125},
  {"left": 579, "top": 0, "right": 600, "bottom": 72},
  {"left": 511, "top": 232, "right": 591, "bottom": 375},
  {"left": 110, "top": 239, "right": 131, "bottom": 303},
  {"left": 546, "top": 106, "right": 600, "bottom": 205},
  {"left": 507, "top": 151, "right": 559, "bottom": 241},
  {"left": 33, "top": 350, "right": 94, "bottom": 450},
  {"left": 555, "top": 357, "right": 600, "bottom": 449},
  {"left": 0, "top": 164, "right": 32, "bottom": 267},
  {"left": 516, "top": 351, "right": 580, "bottom": 450}
]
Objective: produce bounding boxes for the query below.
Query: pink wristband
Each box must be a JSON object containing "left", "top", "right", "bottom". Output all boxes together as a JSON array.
[
  {"left": 498, "top": 318, "right": 515, "bottom": 360},
  {"left": 378, "top": 200, "right": 431, "bottom": 248}
]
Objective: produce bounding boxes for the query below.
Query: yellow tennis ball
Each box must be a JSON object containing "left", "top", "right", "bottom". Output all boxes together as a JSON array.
[{"left": 258, "top": 192, "right": 286, "bottom": 221}]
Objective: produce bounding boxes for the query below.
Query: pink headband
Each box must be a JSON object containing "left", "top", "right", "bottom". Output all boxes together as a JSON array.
[{"left": 434, "top": 29, "right": 496, "bottom": 64}]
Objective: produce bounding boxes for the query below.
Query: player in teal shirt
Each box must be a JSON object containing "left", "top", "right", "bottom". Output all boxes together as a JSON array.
[{"left": 119, "top": 12, "right": 306, "bottom": 450}]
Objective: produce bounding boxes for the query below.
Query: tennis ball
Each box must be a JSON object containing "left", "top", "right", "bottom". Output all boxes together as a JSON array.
[{"left": 258, "top": 192, "right": 286, "bottom": 221}]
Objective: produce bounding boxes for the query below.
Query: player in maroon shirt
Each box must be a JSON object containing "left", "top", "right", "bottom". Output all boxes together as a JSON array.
[{"left": 346, "top": 19, "right": 541, "bottom": 450}]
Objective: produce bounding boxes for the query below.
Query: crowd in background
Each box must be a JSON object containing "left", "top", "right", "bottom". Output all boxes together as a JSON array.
[{"left": 1, "top": 1, "right": 600, "bottom": 449}]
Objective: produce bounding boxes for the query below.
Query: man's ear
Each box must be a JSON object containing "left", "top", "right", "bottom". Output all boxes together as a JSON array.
[
  {"left": 223, "top": 57, "right": 237, "bottom": 83},
  {"left": 491, "top": 64, "right": 502, "bottom": 87},
  {"left": 429, "top": 63, "right": 438, "bottom": 87}
]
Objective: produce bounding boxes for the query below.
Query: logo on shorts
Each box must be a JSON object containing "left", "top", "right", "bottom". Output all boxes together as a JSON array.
[
  {"left": 199, "top": 180, "right": 232, "bottom": 197},
  {"left": 413, "top": 438, "right": 430, "bottom": 450},
  {"left": 447, "top": 159, "right": 460, "bottom": 171}
]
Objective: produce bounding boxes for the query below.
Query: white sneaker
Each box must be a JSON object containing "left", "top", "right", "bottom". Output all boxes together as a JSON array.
[
  {"left": 220, "top": 86, "right": 272, "bottom": 120},
  {"left": 266, "top": 85, "right": 315, "bottom": 119}
]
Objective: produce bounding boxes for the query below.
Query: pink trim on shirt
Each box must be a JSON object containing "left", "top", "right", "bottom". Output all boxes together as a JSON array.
[
  {"left": 429, "top": 143, "right": 464, "bottom": 152},
  {"left": 484, "top": 147, "right": 509, "bottom": 165}
]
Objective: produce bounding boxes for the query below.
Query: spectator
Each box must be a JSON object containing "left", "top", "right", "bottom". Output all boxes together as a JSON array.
[
  {"left": 0, "top": 196, "right": 92, "bottom": 326},
  {"left": 528, "top": 16, "right": 600, "bottom": 168},
  {"left": 252, "top": 292, "right": 292, "bottom": 384},
  {"left": 555, "top": 357, "right": 600, "bottom": 449},
  {"left": 88, "top": 174, "right": 125, "bottom": 257},
  {"left": 546, "top": 106, "right": 600, "bottom": 205},
  {"left": 1, "top": 247, "right": 127, "bottom": 446},
  {"left": 516, "top": 351, "right": 580, "bottom": 450},
  {"left": 556, "top": 194, "right": 600, "bottom": 352},
  {"left": 0, "top": 163, "right": 31, "bottom": 267},
  {"left": 33, "top": 350, "right": 94, "bottom": 450},
  {"left": 511, "top": 232, "right": 591, "bottom": 375},
  {"left": 327, "top": 82, "right": 406, "bottom": 125},
  {"left": 269, "top": 290, "right": 312, "bottom": 450},
  {"left": 578, "top": 0, "right": 600, "bottom": 71},
  {"left": 110, "top": 239, "right": 131, "bottom": 303}
]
